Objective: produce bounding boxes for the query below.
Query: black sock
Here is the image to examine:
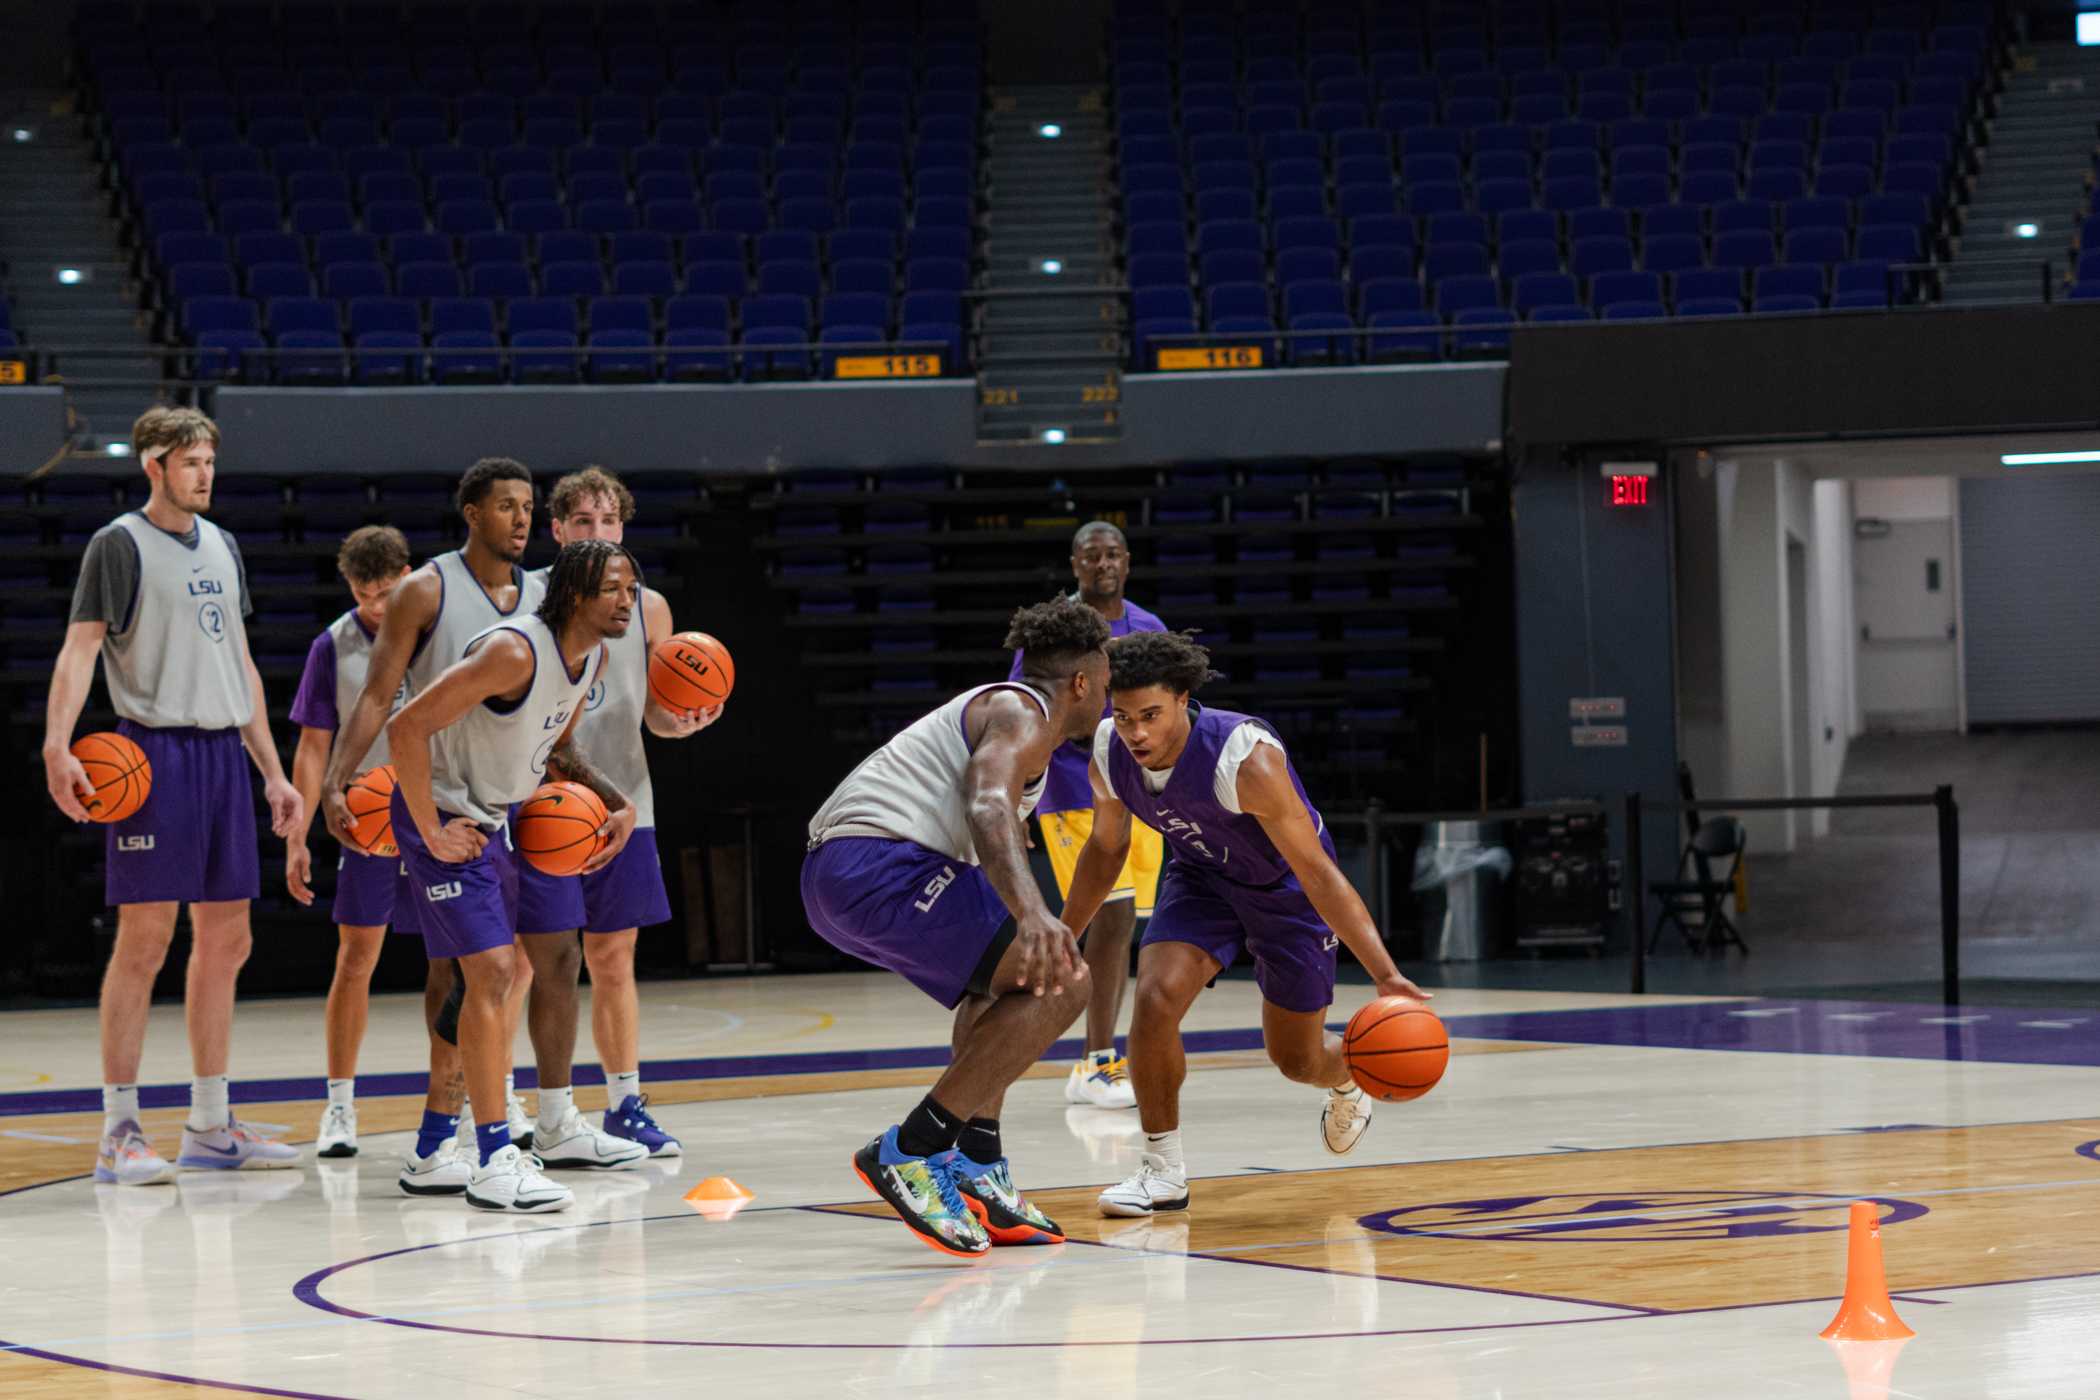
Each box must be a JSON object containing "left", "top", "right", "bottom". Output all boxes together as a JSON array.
[
  {"left": 957, "top": 1117, "right": 1002, "bottom": 1164},
  {"left": 897, "top": 1094, "right": 961, "bottom": 1158}
]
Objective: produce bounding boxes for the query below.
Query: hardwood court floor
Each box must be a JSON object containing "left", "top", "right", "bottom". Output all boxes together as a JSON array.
[{"left": 0, "top": 978, "right": 2096, "bottom": 1398}]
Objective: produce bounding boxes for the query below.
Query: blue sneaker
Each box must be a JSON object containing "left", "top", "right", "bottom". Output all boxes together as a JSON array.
[
  {"left": 851, "top": 1126, "right": 990, "bottom": 1259},
  {"left": 603, "top": 1094, "right": 681, "bottom": 1158}
]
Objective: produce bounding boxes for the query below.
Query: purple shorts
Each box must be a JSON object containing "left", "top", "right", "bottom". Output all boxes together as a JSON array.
[
  {"left": 390, "top": 788, "right": 517, "bottom": 960},
  {"left": 800, "top": 836, "right": 1010, "bottom": 1010},
  {"left": 332, "top": 849, "right": 421, "bottom": 932},
  {"left": 515, "top": 827, "right": 673, "bottom": 935},
  {"left": 105, "top": 721, "right": 259, "bottom": 907},
  {"left": 1141, "top": 863, "right": 1338, "bottom": 1013}
]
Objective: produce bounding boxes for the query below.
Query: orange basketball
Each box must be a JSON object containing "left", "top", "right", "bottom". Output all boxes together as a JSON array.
[
  {"left": 70, "top": 731, "right": 152, "bottom": 824},
  {"left": 648, "top": 631, "right": 734, "bottom": 712},
  {"left": 1344, "top": 998, "right": 1449, "bottom": 1102},
  {"left": 515, "top": 781, "right": 609, "bottom": 876},
  {"left": 343, "top": 765, "right": 399, "bottom": 857}
]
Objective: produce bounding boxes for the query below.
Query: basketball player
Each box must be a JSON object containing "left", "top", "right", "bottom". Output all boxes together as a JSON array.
[
  {"left": 42, "top": 405, "right": 303, "bottom": 1185},
  {"left": 319, "top": 458, "right": 584, "bottom": 1188},
  {"left": 802, "top": 598, "right": 1110, "bottom": 1258},
  {"left": 1007, "top": 521, "right": 1167, "bottom": 1110},
  {"left": 1061, "top": 632, "right": 1432, "bottom": 1218},
  {"left": 513, "top": 468, "right": 722, "bottom": 1162},
  {"left": 284, "top": 525, "right": 467, "bottom": 1166},
  {"left": 385, "top": 538, "right": 639, "bottom": 1213}
]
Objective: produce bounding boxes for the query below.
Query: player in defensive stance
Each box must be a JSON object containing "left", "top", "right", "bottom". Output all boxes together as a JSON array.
[
  {"left": 385, "top": 538, "right": 639, "bottom": 1212},
  {"left": 802, "top": 599, "right": 1109, "bottom": 1257},
  {"left": 1060, "top": 632, "right": 1432, "bottom": 1218},
  {"left": 44, "top": 406, "right": 302, "bottom": 1184},
  {"left": 514, "top": 467, "right": 722, "bottom": 1164}
]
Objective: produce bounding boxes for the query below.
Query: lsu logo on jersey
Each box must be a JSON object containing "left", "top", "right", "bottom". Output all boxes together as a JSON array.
[
  {"left": 425, "top": 881, "right": 464, "bottom": 902},
  {"left": 116, "top": 835, "right": 156, "bottom": 852},
  {"left": 1154, "top": 807, "right": 1224, "bottom": 864},
  {"left": 913, "top": 865, "right": 958, "bottom": 913}
]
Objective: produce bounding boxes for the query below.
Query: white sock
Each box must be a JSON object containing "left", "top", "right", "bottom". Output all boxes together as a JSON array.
[
  {"left": 189, "top": 1075, "right": 230, "bottom": 1132},
  {"left": 327, "top": 1078, "right": 354, "bottom": 1108},
  {"left": 504, "top": 1071, "right": 518, "bottom": 1103},
  {"left": 607, "top": 1069, "right": 640, "bottom": 1106},
  {"left": 1332, "top": 1079, "right": 1362, "bottom": 1097},
  {"left": 1145, "top": 1129, "right": 1185, "bottom": 1177},
  {"left": 102, "top": 1084, "right": 140, "bottom": 1137},
  {"left": 537, "top": 1085, "right": 573, "bottom": 1131}
]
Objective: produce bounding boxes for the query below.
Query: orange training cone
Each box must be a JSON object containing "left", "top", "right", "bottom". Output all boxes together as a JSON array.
[
  {"left": 1820, "top": 1200, "right": 1915, "bottom": 1341},
  {"left": 683, "top": 1176, "right": 754, "bottom": 1221}
]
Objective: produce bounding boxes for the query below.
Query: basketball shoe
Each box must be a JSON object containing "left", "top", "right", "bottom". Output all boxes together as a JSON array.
[
  {"left": 851, "top": 1126, "right": 990, "bottom": 1259},
  {"left": 316, "top": 1101, "right": 358, "bottom": 1158},
  {"left": 949, "top": 1153, "right": 1064, "bottom": 1245},
  {"left": 1098, "top": 1152, "right": 1190, "bottom": 1217},
  {"left": 1320, "top": 1085, "right": 1372, "bottom": 1155},
  {"left": 1064, "top": 1049, "right": 1137, "bottom": 1109},
  {"left": 465, "top": 1144, "right": 572, "bottom": 1213},
  {"left": 505, "top": 1087, "right": 534, "bottom": 1148},
  {"left": 603, "top": 1094, "right": 681, "bottom": 1157},
  {"left": 95, "top": 1120, "right": 174, "bottom": 1186},
  {"left": 533, "top": 1106, "right": 647, "bottom": 1170},
  {"left": 176, "top": 1119, "right": 301, "bottom": 1170},
  {"left": 398, "top": 1138, "right": 473, "bottom": 1197}
]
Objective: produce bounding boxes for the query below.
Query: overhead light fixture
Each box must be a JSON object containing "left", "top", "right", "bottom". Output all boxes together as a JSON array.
[
  {"left": 1039, "top": 258, "right": 1063, "bottom": 274},
  {"left": 105, "top": 442, "right": 131, "bottom": 457},
  {"left": 2013, "top": 221, "right": 2039, "bottom": 239},
  {"left": 1038, "top": 122, "right": 1062, "bottom": 138},
  {"left": 10, "top": 127, "right": 30, "bottom": 143},
  {"left": 1040, "top": 427, "right": 1067, "bottom": 444},
  {"left": 57, "top": 267, "right": 85, "bottom": 285},
  {"left": 2000, "top": 449, "right": 2100, "bottom": 466}
]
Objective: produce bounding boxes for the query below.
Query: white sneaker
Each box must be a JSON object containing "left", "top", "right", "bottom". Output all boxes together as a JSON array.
[
  {"left": 399, "top": 1138, "right": 473, "bottom": 1197},
  {"left": 94, "top": 1120, "right": 175, "bottom": 1186},
  {"left": 505, "top": 1090, "right": 534, "bottom": 1148},
  {"left": 316, "top": 1102, "right": 358, "bottom": 1158},
  {"left": 533, "top": 1106, "right": 647, "bottom": 1170},
  {"left": 177, "top": 1119, "right": 301, "bottom": 1170},
  {"left": 465, "top": 1143, "right": 572, "bottom": 1213},
  {"left": 1321, "top": 1085, "right": 1372, "bottom": 1156},
  {"left": 1064, "top": 1050, "right": 1138, "bottom": 1110},
  {"left": 1097, "top": 1152, "right": 1190, "bottom": 1217}
]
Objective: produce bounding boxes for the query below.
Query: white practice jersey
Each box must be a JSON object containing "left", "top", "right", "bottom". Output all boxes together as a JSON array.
[{"left": 428, "top": 615, "right": 604, "bottom": 829}]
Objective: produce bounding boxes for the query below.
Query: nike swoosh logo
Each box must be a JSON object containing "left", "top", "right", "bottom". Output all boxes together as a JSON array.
[
  {"left": 190, "top": 1140, "right": 241, "bottom": 1156},
  {"left": 191, "top": 565, "right": 205, "bottom": 572}
]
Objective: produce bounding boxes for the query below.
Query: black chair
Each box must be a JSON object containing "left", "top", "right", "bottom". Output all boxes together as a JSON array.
[{"left": 1648, "top": 816, "right": 1748, "bottom": 954}]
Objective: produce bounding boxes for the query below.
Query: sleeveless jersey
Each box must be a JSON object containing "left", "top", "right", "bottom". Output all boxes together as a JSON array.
[
  {"left": 428, "top": 615, "right": 604, "bottom": 829},
  {"left": 523, "top": 567, "right": 654, "bottom": 826},
  {"left": 1101, "top": 703, "right": 1332, "bottom": 887},
  {"left": 99, "top": 513, "right": 252, "bottom": 730},
  {"left": 808, "top": 683, "right": 1052, "bottom": 866},
  {"left": 324, "top": 609, "right": 406, "bottom": 769},
  {"left": 405, "top": 550, "right": 529, "bottom": 699},
  {"left": 1007, "top": 596, "right": 1168, "bottom": 815}
]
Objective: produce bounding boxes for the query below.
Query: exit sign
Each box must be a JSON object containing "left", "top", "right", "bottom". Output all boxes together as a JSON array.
[{"left": 1608, "top": 474, "right": 1650, "bottom": 506}]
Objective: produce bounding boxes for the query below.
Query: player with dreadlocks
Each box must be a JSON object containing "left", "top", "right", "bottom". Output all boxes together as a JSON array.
[
  {"left": 384, "top": 537, "right": 640, "bottom": 1213},
  {"left": 802, "top": 598, "right": 1112, "bottom": 1259},
  {"left": 1062, "top": 631, "right": 1433, "bottom": 1219}
]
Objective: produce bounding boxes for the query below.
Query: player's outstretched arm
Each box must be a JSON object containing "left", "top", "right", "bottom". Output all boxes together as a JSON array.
[
  {"left": 1237, "top": 745, "right": 1431, "bottom": 1003},
  {"left": 545, "top": 689, "right": 637, "bottom": 873},
  {"left": 285, "top": 725, "right": 331, "bottom": 905},
  {"left": 321, "top": 566, "right": 440, "bottom": 839},
  {"left": 963, "top": 689, "right": 1085, "bottom": 997},
  {"left": 42, "top": 621, "right": 108, "bottom": 822},
  {"left": 639, "top": 588, "right": 723, "bottom": 738},
  {"left": 1060, "top": 757, "right": 1134, "bottom": 940},
  {"left": 385, "top": 631, "right": 534, "bottom": 864}
]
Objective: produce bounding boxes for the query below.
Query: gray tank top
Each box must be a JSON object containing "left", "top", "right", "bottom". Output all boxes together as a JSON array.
[
  {"left": 808, "top": 683, "right": 1051, "bottom": 866},
  {"left": 428, "top": 615, "right": 604, "bottom": 830},
  {"left": 406, "top": 550, "right": 530, "bottom": 699},
  {"left": 523, "top": 567, "right": 655, "bottom": 827},
  {"left": 327, "top": 610, "right": 405, "bottom": 769},
  {"left": 100, "top": 513, "right": 253, "bottom": 730}
]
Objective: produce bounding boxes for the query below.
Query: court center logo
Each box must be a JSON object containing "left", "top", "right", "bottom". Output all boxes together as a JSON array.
[{"left": 1357, "top": 1191, "right": 1928, "bottom": 1243}]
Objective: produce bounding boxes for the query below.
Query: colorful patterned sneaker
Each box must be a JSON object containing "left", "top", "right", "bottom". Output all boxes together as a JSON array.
[
  {"left": 1064, "top": 1050, "right": 1137, "bottom": 1109},
  {"left": 316, "top": 1101, "right": 359, "bottom": 1158},
  {"left": 95, "top": 1120, "right": 175, "bottom": 1186},
  {"left": 465, "top": 1143, "right": 572, "bottom": 1213},
  {"left": 603, "top": 1094, "right": 682, "bottom": 1158},
  {"left": 177, "top": 1119, "right": 300, "bottom": 1171},
  {"left": 398, "top": 1138, "right": 472, "bottom": 1197},
  {"left": 949, "top": 1152, "right": 1064, "bottom": 1245},
  {"left": 1097, "top": 1153, "right": 1190, "bottom": 1218},
  {"left": 1320, "top": 1084, "right": 1372, "bottom": 1156},
  {"left": 533, "top": 1107, "right": 647, "bottom": 1170},
  {"left": 851, "top": 1126, "right": 991, "bottom": 1260}
]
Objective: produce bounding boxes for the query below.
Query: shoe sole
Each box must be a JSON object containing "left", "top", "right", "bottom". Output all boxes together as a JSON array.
[
  {"left": 175, "top": 1156, "right": 299, "bottom": 1171},
  {"left": 464, "top": 1187, "right": 571, "bottom": 1213},
  {"left": 94, "top": 1165, "right": 175, "bottom": 1186},
  {"left": 317, "top": 1143, "right": 359, "bottom": 1159},
  {"left": 960, "top": 1193, "right": 1065, "bottom": 1246},
  {"left": 850, "top": 1156, "right": 989, "bottom": 1260},
  {"left": 1097, "top": 1192, "right": 1191, "bottom": 1218},
  {"left": 537, "top": 1151, "right": 648, "bottom": 1170},
  {"left": 399, "top": 1177, "right": 470, "bottom": 1197}
]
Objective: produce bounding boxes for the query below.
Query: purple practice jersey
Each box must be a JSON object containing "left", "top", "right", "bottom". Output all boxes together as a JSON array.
[
  {"left": 1102, "top": 703, "right": 1333, "bottom": 887},
  {"left": 1009, "top": 597, "right": 1168, "bottom": 815}
]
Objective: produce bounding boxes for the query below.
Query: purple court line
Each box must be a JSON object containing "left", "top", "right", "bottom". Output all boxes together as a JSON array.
[{"left": 0, "top": 1339, "right": 344, "bottom": 1399}]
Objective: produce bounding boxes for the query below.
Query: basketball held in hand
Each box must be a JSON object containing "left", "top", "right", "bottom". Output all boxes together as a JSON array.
[
  {"left": 648, "top": 631, "right": 734, "bottom": 713},
  {"left": 515, "top": 782, "right": 610, "bottom": 876},
  {"left": 343, "top": 765, "right": 399, "bottom": 857},
  {"left": 1344, "top": 998, "right": 1449, "bottom": 1102},
  {"left": 71, "top": 731, "right": 152, "bottom": 824}
]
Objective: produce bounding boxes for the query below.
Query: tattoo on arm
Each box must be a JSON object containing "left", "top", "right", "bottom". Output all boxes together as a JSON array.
[{"left": 545, "top": 735, "right": 627, "bottom": 812}]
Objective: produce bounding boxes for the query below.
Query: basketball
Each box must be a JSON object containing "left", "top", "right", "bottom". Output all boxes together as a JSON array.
[
  {"left": 70, "top": 731, "right": 152, "bottom": 824},
  {"left": 343, "top": 765, "right": 399, "bottom": 857},
  {"left": 1344, "top": 998, "right": 1449, "bottom": 1102},
  {"left": 648, "top": 631, "right": 735, "bottom": 712},
  {"left": 515, "top": 781, "right": 610, "bottom": 876}
]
